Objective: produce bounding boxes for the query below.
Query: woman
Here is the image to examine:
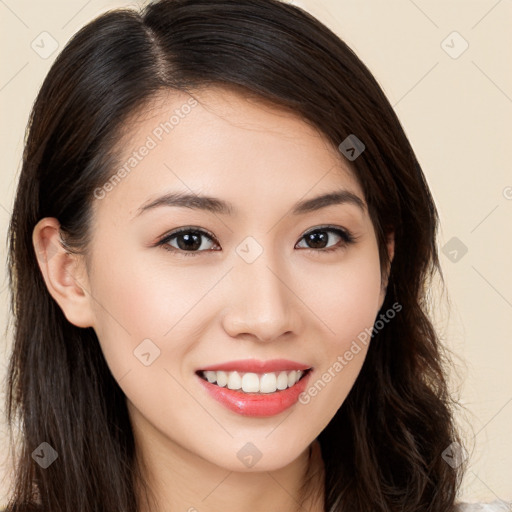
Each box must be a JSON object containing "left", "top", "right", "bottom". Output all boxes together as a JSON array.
[{"left": 3, "top": 0, "right": 478, "bottom": 510}]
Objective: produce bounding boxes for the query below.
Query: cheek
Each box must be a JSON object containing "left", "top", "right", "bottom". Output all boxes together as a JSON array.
[
  {"left": 87, "top": 244, "right": 217, "bottom": 377},
  {"left": 299, "top": 246, "right": 383, "bottom": 349},
  {"left": 295, "top": 251, "right": 382, "bottom": 418}
]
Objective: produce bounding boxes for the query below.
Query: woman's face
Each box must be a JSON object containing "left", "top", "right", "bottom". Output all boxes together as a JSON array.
[{"left": 60, "top": 87, "right": 392, "bottom": 472}]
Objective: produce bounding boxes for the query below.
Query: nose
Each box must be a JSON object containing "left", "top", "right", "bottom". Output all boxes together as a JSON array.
[{"left": 221, "top": 249, "right": 302, "bottom": 343}]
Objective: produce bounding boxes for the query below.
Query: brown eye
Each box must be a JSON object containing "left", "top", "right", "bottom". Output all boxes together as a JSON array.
[
  {"left": 156, "top": 225, "right": 356, "bottom": 257},
  {"left": 296, "top": 226, "right": 355, "bottom": 252},
  {"left": 157, "top": 228, "right": 219, "bottom": 256}
]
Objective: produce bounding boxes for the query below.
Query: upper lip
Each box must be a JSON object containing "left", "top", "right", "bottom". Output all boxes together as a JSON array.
[{"left": 197, "top": 358, "right": 312, "bottom": 373}]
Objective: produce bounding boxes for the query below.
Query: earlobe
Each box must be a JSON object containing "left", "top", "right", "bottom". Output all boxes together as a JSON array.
[{"left": 32, "top": 218, "right": 95, "bottom": 328}]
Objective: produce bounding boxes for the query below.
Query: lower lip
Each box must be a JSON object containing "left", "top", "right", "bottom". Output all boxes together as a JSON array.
[{"left": 196, "top": 370, "right": 312, "bottom": 417}]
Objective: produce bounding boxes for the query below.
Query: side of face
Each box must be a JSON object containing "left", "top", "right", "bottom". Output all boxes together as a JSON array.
[{"left": 33, "top": 86, "right": 394, "bottom": 473}]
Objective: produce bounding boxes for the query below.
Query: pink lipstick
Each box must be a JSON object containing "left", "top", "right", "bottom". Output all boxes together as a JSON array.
[{"left": 196, "top": 358, "right": 313, "bottom": 417}]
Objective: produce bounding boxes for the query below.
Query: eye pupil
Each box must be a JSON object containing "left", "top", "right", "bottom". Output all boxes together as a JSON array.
[
  {"left": 306, "top": 231, "right": 328, "bottom": 249},
  {"left": 177, "top": 233, "right": 202, "bottom": 251}
]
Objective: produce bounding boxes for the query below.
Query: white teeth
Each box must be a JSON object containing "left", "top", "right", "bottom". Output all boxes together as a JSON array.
[
  {"left": 288, "top": 370, "right": 297, "bottom": 387},
  {"left": 259, "top": 373, "right": 276, "bottom": 393},
  {"left": 216, "top": 371, "right": 228, "bottom": 387},
  {"left": 242, "top": 373, "right": 260, "bottom": 392},
  {"left": 200, "top": 369, "right": 307, "bottom": 393},
  {"left": 276, "top": 371, "right": 289, "bottom": 390},
  {"left": 227, "top": 371, "right": 242, "bottom": 390},
  {"left": 204, "top": 371, "right": 217, "bottom": 383}
]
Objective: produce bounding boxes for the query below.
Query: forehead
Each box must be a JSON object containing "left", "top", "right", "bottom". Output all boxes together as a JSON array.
[{"left": 93, "top": 86, "right": 365, "bottom": 222}]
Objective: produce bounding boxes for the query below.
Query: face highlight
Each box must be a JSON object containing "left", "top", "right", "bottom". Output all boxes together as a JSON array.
[{"left": 77, "top": 87, "right": 390, "bottom": 478}]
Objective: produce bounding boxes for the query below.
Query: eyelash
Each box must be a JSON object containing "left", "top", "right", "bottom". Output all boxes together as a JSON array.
[{"left": 155, "top": 225, "right": 357, "bottom": 258}]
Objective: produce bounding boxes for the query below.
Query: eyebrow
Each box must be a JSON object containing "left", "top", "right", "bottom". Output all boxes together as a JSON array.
[{"left": 134, "top": 189, "right": 366, "bottom": 218}]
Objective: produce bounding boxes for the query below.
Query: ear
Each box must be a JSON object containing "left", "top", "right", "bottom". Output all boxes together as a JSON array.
[
  {"left": 32, "top": 217, "right": 95, "bottom": 328},
  {"left": 378, "top": 231, "right": 395, "bottom": 310}
]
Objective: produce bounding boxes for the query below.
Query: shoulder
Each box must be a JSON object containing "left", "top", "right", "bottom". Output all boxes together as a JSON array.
[{"left": 455, "top": 502, "right": 511, "bottom": 511}]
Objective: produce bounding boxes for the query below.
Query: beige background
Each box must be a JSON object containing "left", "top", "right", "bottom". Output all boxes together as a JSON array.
[{"left": 1, "top": 0, "right": 511, "bottom": 506}]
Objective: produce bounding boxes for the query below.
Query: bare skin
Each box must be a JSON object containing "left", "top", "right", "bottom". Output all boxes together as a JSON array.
[{"left": 33, "top": 86, "right": 393, "bottom": 512}]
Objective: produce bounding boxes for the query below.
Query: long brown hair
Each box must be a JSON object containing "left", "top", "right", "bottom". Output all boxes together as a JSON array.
[{"left": 4, "top": 0, "right": 467, "bottom": 510}]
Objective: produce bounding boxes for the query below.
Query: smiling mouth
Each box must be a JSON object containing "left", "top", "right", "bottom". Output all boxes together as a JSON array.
[{"left": 196, "top": 368, "right": 312, "bottom": 394}]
